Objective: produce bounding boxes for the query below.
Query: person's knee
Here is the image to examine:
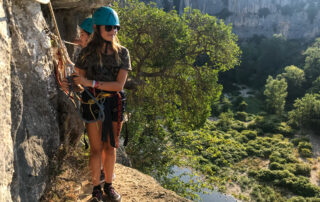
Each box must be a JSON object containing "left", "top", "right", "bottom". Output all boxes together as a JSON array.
[
  {"left": 90, "top": 145, "right": 103, "bottom": 156},
  {"left": 103, "top": 145, "right": 116, "bottom": 156}
]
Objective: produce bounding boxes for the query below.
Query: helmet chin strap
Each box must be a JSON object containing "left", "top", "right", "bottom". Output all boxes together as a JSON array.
[{"left": 104, "top": 40, "right": 112, "bottom": 54}]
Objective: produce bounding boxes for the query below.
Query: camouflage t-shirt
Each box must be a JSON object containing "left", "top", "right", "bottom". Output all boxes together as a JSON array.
[{"left": 75, "top": 46, "right": 132, "bottom": 81}]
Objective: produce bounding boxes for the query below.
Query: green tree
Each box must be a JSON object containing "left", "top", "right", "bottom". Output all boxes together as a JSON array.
[
  {"left": 308, "top": 76, "right": 320, "bottom": 93},
  {"left": 303, "top": 38, "right": 320, "bottom": 83},
  {"left": 277, "top": 65, "right": 305, "bottom": 87},
  {"left": 114, "top": 0, "right": 241, "bottom": 194},
  {"left": 277, "top": 65, "right": 305, "bottom": 103},
  {"left": 288, "top": 93, "right": 320, "bottom": 130},
  {"left": 264, "top": 76, "right": 288, "bottom": 115}
]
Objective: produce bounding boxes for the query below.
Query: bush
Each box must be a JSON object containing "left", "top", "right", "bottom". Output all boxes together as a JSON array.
[
  {"left": 281, "top": 176, "right": 320, "bottom": 197},
  {"left": 298, "top": 142, "right": 312, "bottom": 151},
  {"left": 276, "top": 122, "right": 294, "bottom": 136},
  {"left": 270, "top": 152, "right": 287, "bottom": 164},
  {"left": 257, "top": 169, "right": 293, "bottom": 181},
  {"left": 235, "top": 134, "right": 249, "bottom": 143},
  {"left": 241, "top": 130, "right": 257, "bottom": 140},
  {"left": 254, "top": 115, "right": 280, "bottom": 133},
  {"left": 292, "top": 137, "right": 310, "bottom": 146},
  {"left": 236, "top": 111, "right": 248, "bottom": 121},
  {"left": 250, "top": 184, "right": 285, "bottom": 202},
  {"left": 238, "top": 101, "right": 248, "bottom": 111},
  {"left": 294, "top": 163, "right": 311, "bottom": 177},
  {"left": 298, "top": 142, "right": 313, "bottom": 157},
  {"left": 231, "top": 120, "right": 247, "bottom": 131},
  {"left": 300, "top": 148, "right": 313, "bottom": 158},
  {"left": 269, "top": 162, "right": 284, "bottom": 170}
]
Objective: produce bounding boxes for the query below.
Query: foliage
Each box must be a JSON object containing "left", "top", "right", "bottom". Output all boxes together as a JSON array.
[
  {"left": 116, "top": 0, "right": 241, "bottom": 189},
  {"left": 216, "top": 111, "right": 234, "bottom": 131},
  {"left": 276, "top": 122, "right": 294, "bottom": 136},
  {"left": 238, "top": 100, "right": 248, "bottom": 111},
  {"left": 220, "top": 35, "right": 305, "bottom": 88},
  {"left": 235, "top": 111, "right": 248, "bottom": 121},
  {"left": 221, "top": 96, "right": 232, "bottom": 112},
  {"left": 264, "top": 76, "right": 288, "bottom": 115},
  {"left": 309, "top": 76, "right": 320, "bottom": 94},
  {"left": 250, "top": 115, "right": 281, "bottom": 133},
  {"left": 288, "top": 93, "right": 320, "bottom": 130},
  {"left": 250, "top": 184, "right": 285, "bottom": 202},
  {"left": 304, "top": 38, "right": 320, "bottom": 83},
  {"left": 277, "top": 65, "right": 306, "bottom": 104},
  {"left": 298, "top": 142, "right": 313, "bottom": 158},
  {"left": 256, "top": 169, "right": 320, "bottom": 197},
  {"left": 277, "top": 65, "right": 305, "bottom": 87},
  {"left": 241, "top": 130, "right": 257, "bottom": 140}
]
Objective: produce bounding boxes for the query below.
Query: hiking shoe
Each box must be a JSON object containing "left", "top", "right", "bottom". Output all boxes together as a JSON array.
[
  {"left": 104, "top": 185, "right": 121, "bottom": 201},
  {"left": 100, "top": 170, "right": 105, "bottom": 184},
  {"left": 91, "top": 188, "right": 103, "bottom": 202}
]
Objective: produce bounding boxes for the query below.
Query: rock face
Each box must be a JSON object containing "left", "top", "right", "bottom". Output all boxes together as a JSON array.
[
  {"left": 0, "top": 0, "right": 107, "bottom": 201},
  {"left": 147, "top": 0, "right": 320, "bottom": 39},
  {"left": 4, "top": 0, "right": 60, "bottom": 201}
]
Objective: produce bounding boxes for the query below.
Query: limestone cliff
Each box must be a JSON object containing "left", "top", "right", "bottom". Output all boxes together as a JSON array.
[
  {"left": 147, "top": 0, "right": 320, "bottom": 39},
  {"left": 0, "top": 0, "right": 103, "bottom": 201}
]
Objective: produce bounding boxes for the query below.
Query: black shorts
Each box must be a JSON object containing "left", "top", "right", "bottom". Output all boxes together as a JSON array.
[{"left": 81, "top": 89, "right": 126, "bottom": 122}]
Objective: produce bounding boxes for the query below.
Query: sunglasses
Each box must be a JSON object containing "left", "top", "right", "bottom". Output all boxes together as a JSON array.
[{"left": 105, "top": 25, "right": 120, "bottom": 32}]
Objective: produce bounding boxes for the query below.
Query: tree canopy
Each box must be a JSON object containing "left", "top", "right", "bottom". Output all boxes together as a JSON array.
[
  {"left": 114, "top": 0, "right": 241, "bottom": 184},
  {"left": 304, "top": 38, "right": 320, "bottom": 83},
  {"left": 264, "top": 76, "right": 288, "bottom": 115}
]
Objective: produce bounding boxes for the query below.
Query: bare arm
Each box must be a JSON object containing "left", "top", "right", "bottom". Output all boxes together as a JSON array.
[
  {"left": 95, "top": 69, "right": 128, "bottom": 91},
  {"left": 72, "top": 68, "right": 128, "bottom": 91}
]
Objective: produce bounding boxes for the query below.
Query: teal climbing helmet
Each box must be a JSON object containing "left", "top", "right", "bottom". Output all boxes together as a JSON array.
[
  {"left": 93, "top": 6, "right": 120, "bottom": 26},
  {"left": 80, "top": 18, "right": 93, "bottom": 34}
]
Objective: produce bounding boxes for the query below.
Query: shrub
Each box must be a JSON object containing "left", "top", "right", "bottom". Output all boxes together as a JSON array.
[
  {"left": 298, "top": 142, "right": 312, "bottom": 151},
  {"left": 238, "top": 101, "right": 248, "bottom": 111},
  {"left": 254, "top": 115, "right": 280, "bottom": 133},
  {"left": 294, "top": 163, "right": 311, "bottom": 177},
  {"left": 248, "top": 169, "right": 258, "bottom": 177},
  {"left": 241, "top": 130, "right": 257, "bottom": 140},
  {"left": 236, "top": 111, "right": 248, "bottom": 121},
  {"left": 270, "top": 152, "right": 287, "bottom": 164},
  {"left": 231, "top": 120, "right": 247, "bottom": 131},
  {"left": 281, "top": 176, "right": 320, "bottom": 197},
  {"left": 257, "top": 169, "right": 293, "bottom": 181},
  {"left": 287, "top": 196, "right": 306, "bottom": 202},
  {"left": 276, "top": 122, "right": 294, "bottom": 136},
  {"left": 235, "top": 134, "right": 249, "bottom": 143},
  {"left": 269, "top": 162, "right": 284, "bottom": 170},
  {"left": 292, "top": 137, "right": 310, "bottom": 146},
  {"left": 300, "top": 148, "right": 313, "bottom": 158},
  {"left": 250, "top": 184, "right": 285, "bottom": 202}
]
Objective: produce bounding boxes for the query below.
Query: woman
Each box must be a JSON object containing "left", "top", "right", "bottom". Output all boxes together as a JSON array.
[
  {"left": 72, "top": 7, "right": 131, "bottom": 201},
  {"left": 75, "top": 17, "right": 93, "bottom": 48}
]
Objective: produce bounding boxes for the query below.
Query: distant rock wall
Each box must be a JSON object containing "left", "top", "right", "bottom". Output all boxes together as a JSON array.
[{"left": 146, "top": 0, "right": 320, "bottom": 39}]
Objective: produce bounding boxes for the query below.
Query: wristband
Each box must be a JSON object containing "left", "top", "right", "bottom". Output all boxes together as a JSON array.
[
  {"left": 92, "top": 80, "right": 96, "bottom": 88},
  {"left": 95, "top": 81, "right": 99, "bottom": 88}
]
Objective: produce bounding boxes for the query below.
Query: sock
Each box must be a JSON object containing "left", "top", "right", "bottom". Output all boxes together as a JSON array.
[
  {"left": 104, "top": 183, "right": 112, "bottom": 188},
  {"left": 93, "top": 185, "right": 101, "bottom": 191}
]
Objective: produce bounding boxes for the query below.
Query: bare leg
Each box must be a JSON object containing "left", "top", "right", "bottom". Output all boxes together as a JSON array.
[
  {"left": 87, "top": 121, "right": 103, "bottom": 186},
  {"left": 102, "top": 121, "right": 123, "bottom": 183}
]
